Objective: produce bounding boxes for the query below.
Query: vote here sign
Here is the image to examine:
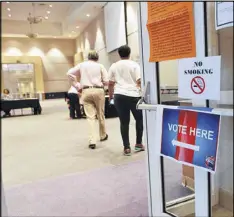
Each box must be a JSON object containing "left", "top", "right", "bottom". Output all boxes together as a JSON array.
[{"left": 161, "top": 108, "right": 220, "bottom": 173}]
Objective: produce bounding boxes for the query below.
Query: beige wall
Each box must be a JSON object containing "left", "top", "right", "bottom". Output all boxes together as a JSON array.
[
  {"left": 2, "top": 37, "right": 76, "bottom": 93},
  {"left": 1, "top": 56, "right": 44, "bottom": 93},
  {"left": 76, "top": 11, "right": 118, "bottom": 69}
]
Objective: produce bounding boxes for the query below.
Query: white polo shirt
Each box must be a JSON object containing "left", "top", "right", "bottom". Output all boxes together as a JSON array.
[
  {"left": 108, "top": 59, "right": 141, "bottom": 97},
  {"left": 68, "top": 86, "right": 78, "bottom": 94},
  {"left": 67, "top": 60, "right": 108, "bottom": 88}
]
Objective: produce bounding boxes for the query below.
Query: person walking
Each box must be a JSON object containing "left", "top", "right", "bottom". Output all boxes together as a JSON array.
[
  {"left": 67, "top": 85, "right": 82, "bottom": 119},
  {"left": 67, "top": 50, "right": 108, "bottom": 149},
  {"left": 108, "top": 45, "right": 144, "bottom": 156}
]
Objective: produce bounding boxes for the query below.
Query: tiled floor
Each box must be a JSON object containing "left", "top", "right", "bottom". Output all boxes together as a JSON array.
[
  {"left": 212, "top": 205, "right": 233, "bottom": 217},
  {"left": 186, "top": 205, "right": 233, "bottom": 217}
]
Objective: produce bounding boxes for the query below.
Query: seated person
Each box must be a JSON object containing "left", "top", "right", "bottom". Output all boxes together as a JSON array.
[
  {"left": 2, "top": 88, "right": 12, "bottom": 100},
  {"left": 1, "top": 89, "right": 13, "bottom": 117}
]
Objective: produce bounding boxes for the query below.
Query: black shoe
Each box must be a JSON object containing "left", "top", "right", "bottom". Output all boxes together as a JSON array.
[
  {"left": 100, "top": 134, "right": 108, "bottom": 142},
  {"left": 89, "top": 144, "right": 96, "bottom": 149}
]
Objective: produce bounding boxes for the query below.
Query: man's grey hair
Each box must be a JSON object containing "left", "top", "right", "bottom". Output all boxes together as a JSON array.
[{"left": 88, "top": 50, "right": 99, "bottom": 61}]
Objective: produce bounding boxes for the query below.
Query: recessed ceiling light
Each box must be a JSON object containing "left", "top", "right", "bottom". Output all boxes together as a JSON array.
[
  {"left": 53, "top": 36, "right": 57, "bottom": 38},
  {"left": 47, "top": 11, "right": 50, "bottom": 14},
  {"left": 69, "top": 35, "right": 71, "bottom": 38},
  {"left": 76, "top": 26, "right": 79, "bottom": 29},
  {"left": 49, "top": 4, "right": 52, "bottom": 8},
  {"left": 8, "top": 14, "right": 11, "bottom": 17},
  {"left": 6, "top": 2, "right": 10, "bottom": 3},
  {"left": 86, "top": 14, "right": 90, "bottom": 17},
  {"left": 7, "top": 8, "right": 11, "bottom": 11},
  {"left": 45, "top": 16, "right": 48, "bottom": 19}
]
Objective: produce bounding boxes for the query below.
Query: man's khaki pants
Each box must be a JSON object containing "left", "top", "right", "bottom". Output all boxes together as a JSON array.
[{"left": 82, "top": 88, "right": 107, "bottom": 144}]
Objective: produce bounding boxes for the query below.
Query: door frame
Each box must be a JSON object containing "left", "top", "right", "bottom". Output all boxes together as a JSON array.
[{"left": 137, "top": 2, "right": 213, "bottom": 217}]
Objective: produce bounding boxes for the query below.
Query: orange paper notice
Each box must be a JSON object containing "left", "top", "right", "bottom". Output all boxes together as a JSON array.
[{"left": 147, "top": 2, "right": 196, "bottom": 62}]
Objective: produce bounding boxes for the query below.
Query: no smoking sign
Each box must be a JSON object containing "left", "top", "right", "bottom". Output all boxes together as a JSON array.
[
  {"left": 191, "top": 76, "right": 205, "bottom": 94},
  {"left": 178, "top": 56, "right": 221, "bottom": 100}
]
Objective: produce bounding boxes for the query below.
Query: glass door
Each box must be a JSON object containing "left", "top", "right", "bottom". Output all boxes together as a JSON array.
[{"left": 137, "top": 2, "right": 211, "bottom": 217}]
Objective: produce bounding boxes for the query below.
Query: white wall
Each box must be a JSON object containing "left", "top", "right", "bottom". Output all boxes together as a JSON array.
[
  {"left": 159, "top": 60, "right": 178, "bottom": 88},
  {"left": 126, "top": 2, "right": 140, "bottom": 62},
  {"left": 76, "top": 2, "right": 141, "bottom": 70},
  {"left": 217, "top": 27, "right": 233, "bottom": 197},
  {"left": 219, "top": 27, "right": 233, "bottom": 91},
  {"left": 76, "top": 11, "right": 114, "bottom": 69}
]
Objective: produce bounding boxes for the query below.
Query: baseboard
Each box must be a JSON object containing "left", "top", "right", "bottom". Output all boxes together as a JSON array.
[
  {"left": 44, "top": 92, "right": 66, "bottom": 100},
  {"left": 182, "top": 176, "right": 194, "bottom": 191},
  {"left": 167, "top": 199, "right": 195, "bottom": 217}
]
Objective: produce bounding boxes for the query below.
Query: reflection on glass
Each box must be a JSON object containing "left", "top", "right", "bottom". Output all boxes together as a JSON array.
[
  {"left": 1, "top": 63, "right": 35, "bottom": 99},
  {"left": 163, "top": 158, "right": 195, "bottom": 216},
  {"left": 211, "top": 116, "right": 233, "bottom": 217},
  {"left": 159, "top": 60, "right": 195, "bottom": 216}
]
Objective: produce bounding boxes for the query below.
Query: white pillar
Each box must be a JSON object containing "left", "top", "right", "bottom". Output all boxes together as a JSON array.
[{"left": 193, "top": 2, "right": 211, "bottom": 217}]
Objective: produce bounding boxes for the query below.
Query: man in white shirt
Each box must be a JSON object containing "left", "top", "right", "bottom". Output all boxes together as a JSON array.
[
  {"left": 67, "top": 50, "right": 108, "bottom": 149},
  {"left": 67, "top": 85, "right": 82, "bottom": 119},
  {"left": 108, "top": 45, "right": 144, "bottom": 156}
]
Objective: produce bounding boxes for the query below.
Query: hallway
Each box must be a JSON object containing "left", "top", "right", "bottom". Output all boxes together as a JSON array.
[
  {"left": 2, "top": 100, "right": 191, "bottom": 216},
  {"left": 2, "top": 99, "right": 145, "bottom": 187}
]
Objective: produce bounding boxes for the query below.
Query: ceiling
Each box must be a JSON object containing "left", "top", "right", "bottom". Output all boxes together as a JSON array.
[{"left": 1, "top": 1, "right": 107, "bottom": 39}]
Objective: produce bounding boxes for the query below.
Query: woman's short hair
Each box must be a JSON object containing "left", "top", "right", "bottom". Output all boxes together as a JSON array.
[{"left": 88, "top": 50, "right": 99, "bottom": 61}]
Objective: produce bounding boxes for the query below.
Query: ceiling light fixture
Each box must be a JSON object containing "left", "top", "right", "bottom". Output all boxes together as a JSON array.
[
  {"left": 6, "top": 2, "right": 10, "bottom": 3},
  {"left": 47, "top": 11, "right": 50, "bottom": 14},
  {"left": 8, "top": 14, "right": 11, "bottom": 17},
  {"left": 45, "top": 16, "right": 48, "bottom": 19},
  {"left": 76, "top": 26, "right": 79, "bottom": 29},
  {"left": 53, "top": 36, "right": 57, "bottom": 38},
  {"left": 7, "top": 8, "right": 11, "bottom": 11},
  {"left": 69, "top": 35, "right": 71, "bottom": 38},
  {"left": 49, "top": 4, "right": 52, "bottom": 8},
  {"left": 86, "top": 14, "right": 90, "bottom": 17}
]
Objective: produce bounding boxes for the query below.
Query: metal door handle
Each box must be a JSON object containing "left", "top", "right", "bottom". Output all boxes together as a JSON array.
[{"left": 136, "top": 81, "right": 152, "bottom": 110}]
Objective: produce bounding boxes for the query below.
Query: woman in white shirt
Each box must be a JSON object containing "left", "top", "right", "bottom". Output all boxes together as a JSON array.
[{"left": 108, "top": 45, "right": 144, "bottom": 156}]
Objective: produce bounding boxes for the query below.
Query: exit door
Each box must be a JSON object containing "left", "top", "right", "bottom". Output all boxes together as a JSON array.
[{"left": 137, "top": 2, "right": 213, "bottom": 217}]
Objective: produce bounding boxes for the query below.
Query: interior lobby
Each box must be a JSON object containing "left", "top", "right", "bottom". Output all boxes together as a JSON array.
[{"left": 1, "top": 2, "right": 233, "bottom": 217}]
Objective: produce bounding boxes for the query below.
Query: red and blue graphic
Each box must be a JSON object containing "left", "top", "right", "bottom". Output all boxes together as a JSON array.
[{"left": 161, "top": 108, "right": 220, "bottom": 173}]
